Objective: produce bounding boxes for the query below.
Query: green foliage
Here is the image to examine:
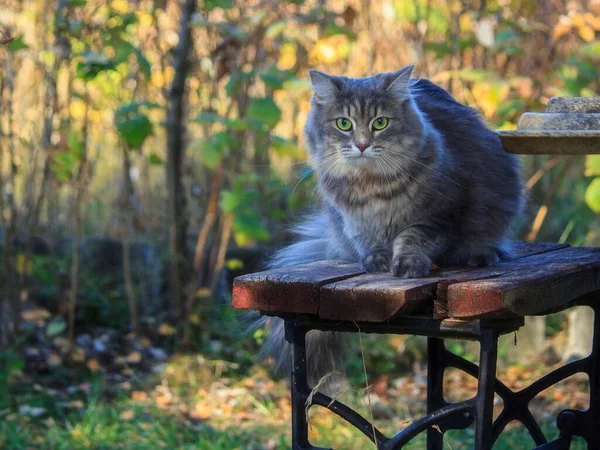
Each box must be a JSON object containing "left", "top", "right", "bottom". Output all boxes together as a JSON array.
[
  {"left": 5, "top": 35, "right": 28, "bottom": 52},
  {"left": 247, "top": 97, "right": 282, "bottom": 129},
  {"left": 193, "top": 132, "right": 237, "bottom": 170},
  {"left": 50, "top": 131, "right": 84, "bottom": 183},
  {"left": 115, "top": 102, "right": 156, "bottom": 149},
  {"left": 75, "top": 53, "right": 116, "bottom": 81},
  {"left": 585, "top": 178, "right": 600, "bottom": 213}
]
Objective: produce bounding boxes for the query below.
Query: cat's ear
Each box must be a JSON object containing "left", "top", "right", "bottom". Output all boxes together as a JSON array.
[
  {"left": 308, "top": 69, "right": 339, "bottom": 104},
  {"left": 385, "top": 65, "right": 414, "bottom": 102}
]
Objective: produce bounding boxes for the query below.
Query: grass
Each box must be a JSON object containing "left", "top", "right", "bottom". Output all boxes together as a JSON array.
[{"left": 0, "top": 353, "right": 589, "bottom": 450}]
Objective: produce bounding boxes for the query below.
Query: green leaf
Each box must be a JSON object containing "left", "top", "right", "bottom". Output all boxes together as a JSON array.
[
  {"left": 323, "top": 23, "right": 356, "bottom": 40},
  {"left": 67, "top": 0, "right": 87, "bottom": 6},
  {"left": 423, "top": 42, "right": 453, "bottom": 58},
  {"left": 283, "top": 77, "right": 311, "bottom": 93},
  {"left": 270, "top": 136, "right": 304, "bottom": 158},
  {"left": 5, "top": 35, "right": 28, "bottom": 52},
  {"left": 585, "top": 178, "right": 600, "bottom": 213},
  {"left": 47, "top": 319, "right": 66, "bottom": 337},
  {"left": 205, "top": 0, "right": 233, "bottom": 10},
  {"left": 115, "top": 104, "right": 153, "bottom": 148},
  {"left": 194, "top": 132, "right": 234, "bottom": 170},
  {"left": 586, "top": 155, "right": 600, "bottom": 177},
  {"left": 265, "top": 21, "right": 287, "bottom": 39},
  {"left": 192, "top": 113, "right": 224, "bottom": 124},
  {"left": 68, "top": 131, "right": 84, "bottom": 158},
  {"left": 148, "top": 153, "right": 163, "bottom": 165},
  {"left": 76, "top": 53, "right": 115, "bottom": 81},
  {"left": 135, "top": 49, "right": 151, "bottom": 80},
  {"left": 247, "top": 97, "right": 281, "bottom": 129},
  {"left": 582, "top": 41, "right": 600, "bottom": 61},
  {"left": 219, "top": 191, "right": 241, "bottom": 213},
  {"left": 233, "top": 211, "right": 270, "bottom": 242}
]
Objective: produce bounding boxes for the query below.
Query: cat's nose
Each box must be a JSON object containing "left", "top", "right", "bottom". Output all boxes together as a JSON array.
[{"left": 356, "top": 143, "right": 369, "bottom": 152}]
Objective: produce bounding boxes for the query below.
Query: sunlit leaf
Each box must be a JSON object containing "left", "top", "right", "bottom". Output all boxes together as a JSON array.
[
  {"left": 5, "top": 35, "right": 28, "bottom": 52},
  {"left": 47, "top": 319, "right": 67, "bottom": 337},
  {"left": 76, "top": 53, "right": 116, "bottom": 81},
  {"left": 205, "top": 0, "right": 233, "bottom": 10},
  {"left": 323, "top": 23, "right": 356, "bottom": 40},
  {"left": 582, "top": 41, "right": 600, "bottom": 60},
  {"left": 247, "top": 97, "right": 281, "bottom": 128},
  {"left": 194, "top": 132, "right": 235, "bottom": 170},
  {"left": 135, "top": 49, "right": 151, "bottom": 80},
  {"left": 270, "top": 136, "right": 304, "bottom": 158},
  {"left": 219, "top": 191, "right": 240, "bottom": 213},
  {"left": 265, "top": 21, "right": 287, "bottom": 39},
  {"left": 585, "top": 177, "right": 600, "bottom": 213},
  {"left": 586, "top": 155, "right": 600, "bottom": 177},
  {"left": 233, "top": 210, "right": 270, "bottom": 244},
  {"left": 148, "top": 153, "right": 163, "bottom": 165},
  {"left": 115, "top": 105, "right": 153, "bottom": 148}
]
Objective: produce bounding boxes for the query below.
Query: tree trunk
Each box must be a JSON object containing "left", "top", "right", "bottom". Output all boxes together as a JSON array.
[
  {"left": 165, "top": 0, "right": 196, "bottom": 321},
  {"left": 122, "top": 146, "right": 138, "bottom": 332}
]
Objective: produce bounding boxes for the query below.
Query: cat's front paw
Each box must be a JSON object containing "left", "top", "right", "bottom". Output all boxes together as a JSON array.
[
  {"left": 391, "top": 252, "right": 431, "bottom": 278},
  {"left": 362, "top": 249, "right": 391, "bottom": 273}
]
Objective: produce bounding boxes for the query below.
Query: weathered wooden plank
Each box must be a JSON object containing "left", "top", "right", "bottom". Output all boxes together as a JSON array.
[
  {"left": 231, "top": 241, "right": 569, "bottom": 321},
  {"left": 318, "top": 242, "right": 566, "bottom": 322},
  {"left": 443, "top": 247, "right": 600, "bottom": 319},
  {"left": 232, "top": 260, "right": 363, "bottom": 314}
]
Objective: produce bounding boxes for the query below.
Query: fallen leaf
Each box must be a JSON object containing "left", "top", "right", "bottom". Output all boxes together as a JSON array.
[
  {"left": 120, "top": 409, "right": 135, "bottom": 420},
  {"left": 190, "top": 401, "right": 212, "bottom": 420},
  {"left": 159, "top": 323, "right": 176, "bottom": 336},
  {"left": 71, "top": 347, "right": 86, "bottom": 362},
  {"left": 21, "top": 308, "right": 51, "bottom": 323},
  {"left": 47, "top": 353, "right": 62, "bottom": 367},
  {"left": 87, "top": 359, "right": 101, "bottom": 372},
  {"left": 139, "top": 337, "right": 152, "bottom": 348},
  {"left": 131, "top": 391, "right": 148, "bottom": 401},
  {"left": 126, "top": 351, "right": 142, "bottom": 364}
]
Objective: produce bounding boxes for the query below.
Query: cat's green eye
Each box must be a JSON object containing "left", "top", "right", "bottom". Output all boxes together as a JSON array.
[
  {"left": 336, "top": 118, "right": 352, "bottom": 131},
  {"left": 372, "top": 117, "right": 389, "bottom": 131}
]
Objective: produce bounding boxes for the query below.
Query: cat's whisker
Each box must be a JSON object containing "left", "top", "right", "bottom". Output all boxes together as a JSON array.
[
  {"left": 379, "top": 154, "right": 459, "bottom": 204},
  {"left": 288, "top": 153, "right": 335, "bottom": 215},
  {"left": 384, "top": 149, "right": 466, "bottom": 188}
]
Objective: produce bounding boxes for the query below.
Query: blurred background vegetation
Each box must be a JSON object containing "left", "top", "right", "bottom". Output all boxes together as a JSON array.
[{"left": 0, "top": 0, "right": 599, "bottom": 448}]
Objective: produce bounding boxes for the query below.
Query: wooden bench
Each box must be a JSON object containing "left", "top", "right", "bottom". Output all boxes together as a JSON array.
[{"left": 232, "top": 97, "right": 600, "bottom": 450}]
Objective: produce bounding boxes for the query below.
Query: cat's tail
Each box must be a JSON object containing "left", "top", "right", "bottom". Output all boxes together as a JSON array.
[{"left": 257, "top": 212, "right": 347, "bottom": 393}]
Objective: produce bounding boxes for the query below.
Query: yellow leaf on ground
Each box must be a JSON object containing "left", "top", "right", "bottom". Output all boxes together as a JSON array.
[
  {"left": 120, "top": 410, "right": 135, "bottom": 421},
  {"left": 131, "top": 391, "right": 148, "bottom": 401},
  {"left": 139, "top": 337, "right": 152, "bottom": 348},
  {"left": 126, "top": 351, "right": 142, "bottom": 364},
  {"left": 71, "top": 347, "right": 86, "bottom": 362},
  {"left": 190, "top": 401, "right": 212, "bottom": 420},
  {"left": 159, "top": 323, "right": 176, "bottom": 336},
  {"left": 47, "top": 353, "right": 62, "bottom": 367},
  {"left": 87, "top": 359, "right": 101, "bottom": 372},
  {"left": 21, "top": 308, "right": 51, "bottom": 323}
]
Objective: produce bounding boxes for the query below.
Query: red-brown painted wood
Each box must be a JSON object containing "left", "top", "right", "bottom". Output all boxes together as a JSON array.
[
  {"left": 232, "top": 260, "right": 363, "bottom": 315},
  {"left": 231, "top": 242, "right": 597, "bottom": 322}
]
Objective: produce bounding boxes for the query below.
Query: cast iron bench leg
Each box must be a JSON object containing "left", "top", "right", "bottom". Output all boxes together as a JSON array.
[
  {"left": 427, "top": 337, "right": 446, "bottom": 450},
  {"left": 475, "top": 328, "right": 499, "bottom": 450},
  {"left": 287, "top": 322, "right": 315, "bottom": 450}
]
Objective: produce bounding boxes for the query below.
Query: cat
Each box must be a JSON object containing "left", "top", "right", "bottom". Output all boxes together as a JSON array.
[{"left": 261, "top": 65, "right": 524, "bottom": 390}]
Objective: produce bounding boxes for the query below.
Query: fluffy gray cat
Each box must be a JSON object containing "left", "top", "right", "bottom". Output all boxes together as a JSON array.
[{"left": 262, "top": 65, "right": 523, "bottom": 389}]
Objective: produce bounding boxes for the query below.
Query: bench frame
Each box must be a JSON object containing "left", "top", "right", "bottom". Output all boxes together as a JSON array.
[{"left": 284, "top": 297, "right": 600, "bottom": 450}]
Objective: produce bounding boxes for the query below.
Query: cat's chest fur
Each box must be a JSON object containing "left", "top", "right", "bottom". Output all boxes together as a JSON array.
[{"left": 339, "top": 196, "right": 415, "bottom": 244}]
